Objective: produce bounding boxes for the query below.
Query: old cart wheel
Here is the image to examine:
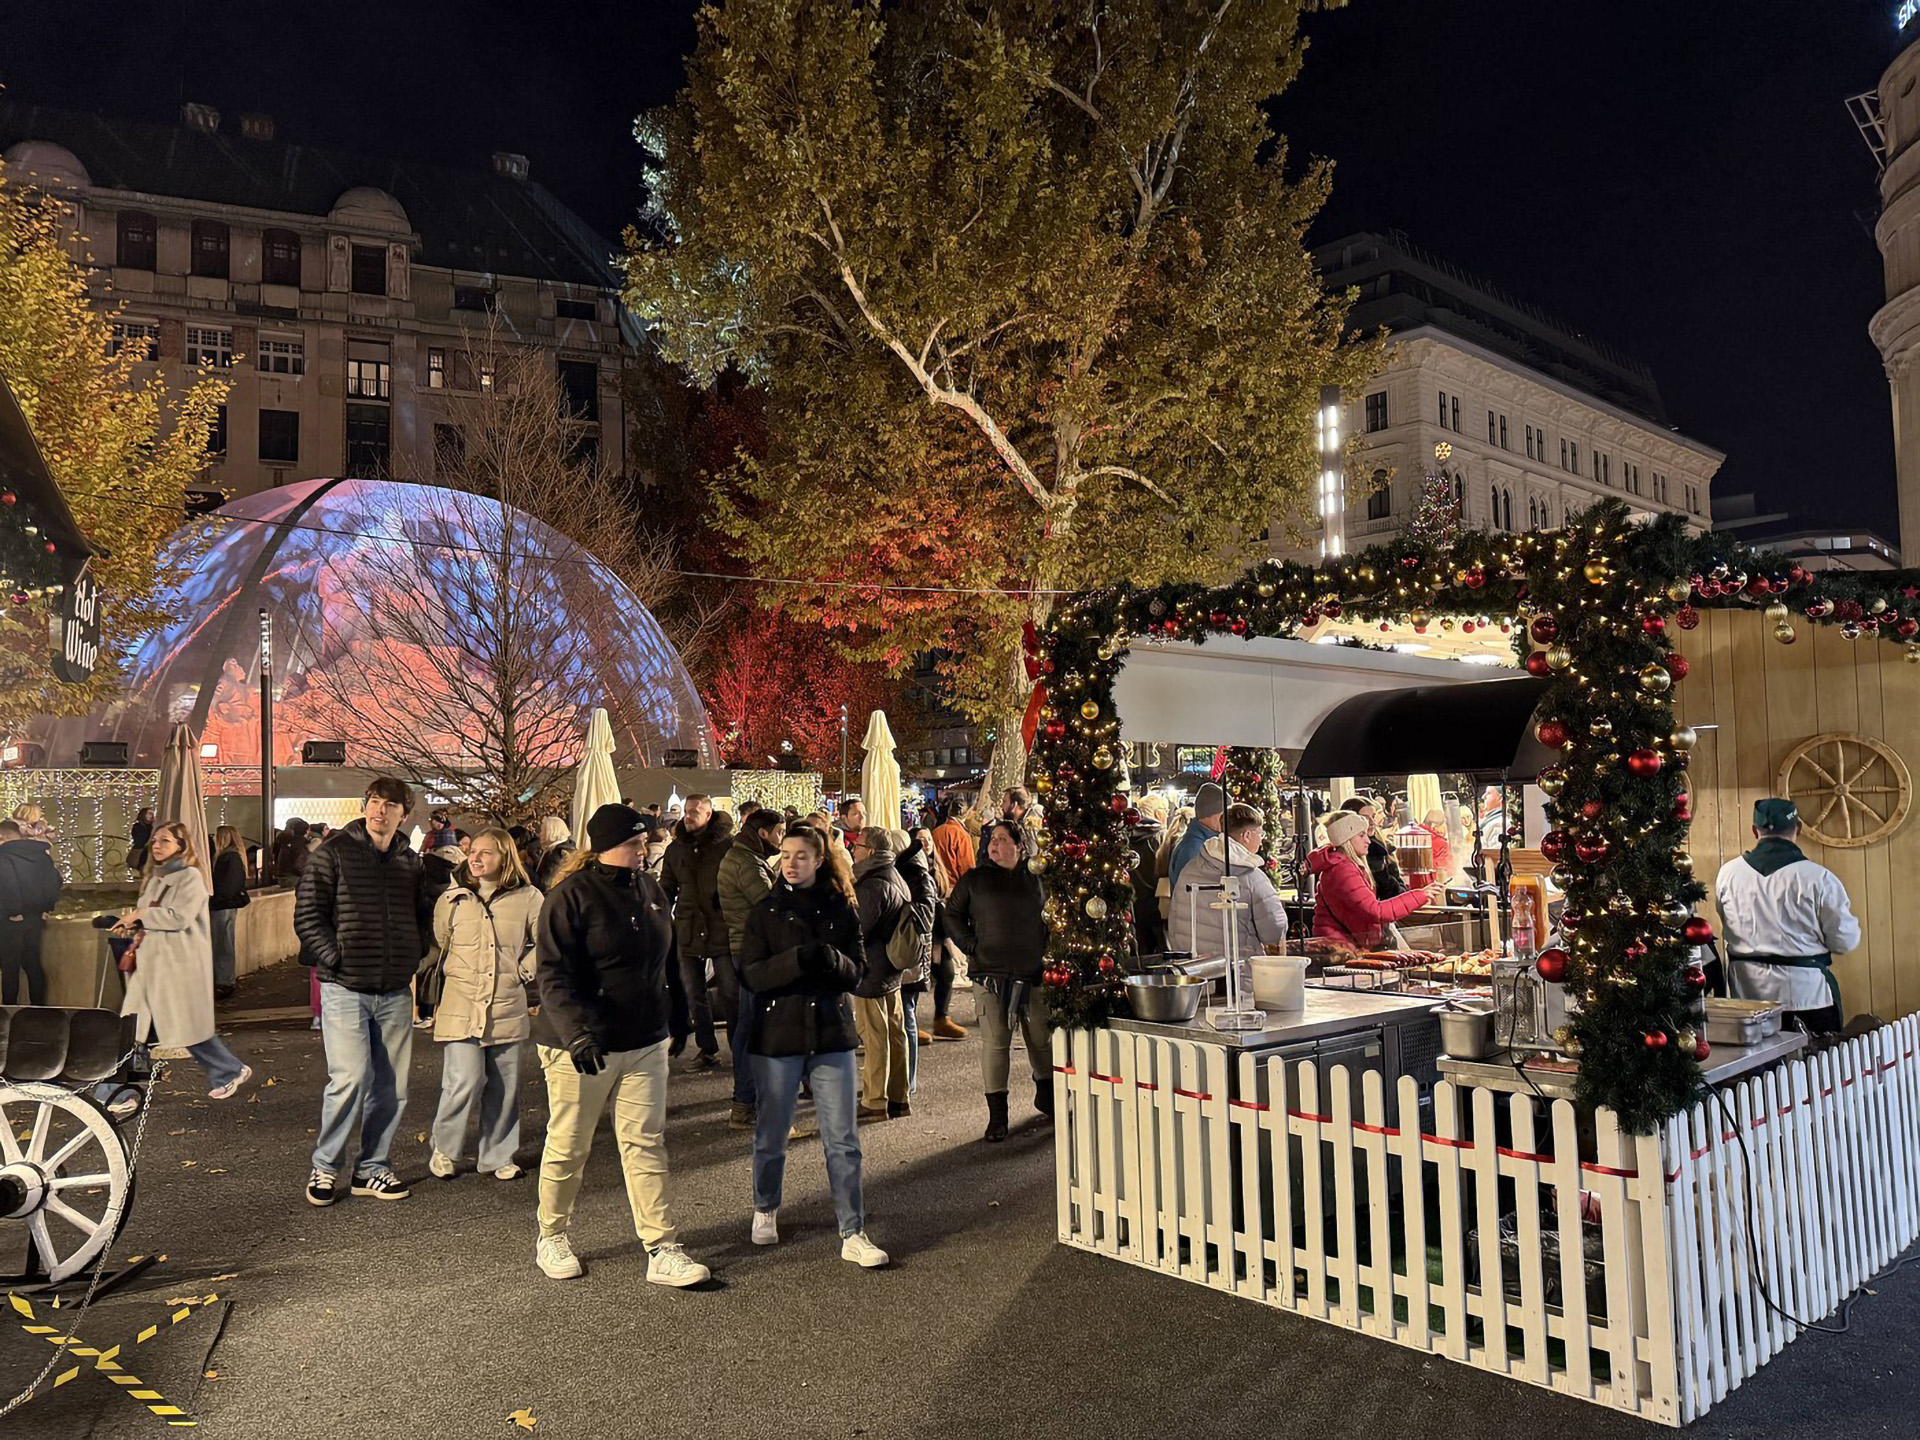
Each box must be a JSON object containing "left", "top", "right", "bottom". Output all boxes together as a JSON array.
[
  {"left": 0, "top": 1083, "right": 133, "bottom": 1282},
  {"left": 1777, "top": 733, "right": 1913, "bottom": 850}
]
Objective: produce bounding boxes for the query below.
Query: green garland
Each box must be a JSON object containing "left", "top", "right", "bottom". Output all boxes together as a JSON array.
[
  {"left": 1221, "top": 746, "right": 1287, "bottom": 876},
  {"left": 1030, "top": 500, "right": 1920, "bottom": 1132}
]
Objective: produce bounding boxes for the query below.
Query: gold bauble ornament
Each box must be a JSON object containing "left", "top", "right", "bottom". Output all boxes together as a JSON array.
[
  {"left": 1584, "top": 559, "right": 1612, "bottom": 585},
  {"left": 1590, "top": 717, "right": 1614, "bottom": 742},
  {"left": 1669, "top": 726, "right": 1698, "bottom": 752},
  {"left": 1607, "top": 892, "right": 1635, "bottom": 917},
  {"left": 1763, "top": 602, "right": 1789, "bottom": 625},
  {"left": 1538, "top": 768, "right": 1568, "bottom": 797},
  {"left": 1677, "top": 1027, "right": 1699, "bottom": 1052},
  {"left": 1673, "top": 850, "right": 1694, "bottom": 875},
  {"left": 1035, "top": 775, "right": 1053, "bottom": 795},
  {"left": 1080, "top": 700, "right": 1101, "bottom": 721},
  {"left": 1774, "top": 624, "right": 1798, "bottom": 646},
  {"left": 1665, "top": 578, "right": 1693, "bottom": 604},
  {"left": 1084, "top": 896, "right": 1108, "bottom": 920},
  {"left": 1091, "top": 745, "right": 1114, "bottom": 770},
  {"left": 1638, "top": 663, "right": 1673, "bottom": 695},
  {"left": 1096, "top": 641, "right": 1117, "bottom": 662},
  {"left": 1257, "top": 582, "right": 1276, "bottom": 599},
  {"left": 1547, "top": 644, "right": 1574, "bottom": 671},
  {"left": 1028, "top": 856, "right": 1049, "bottom": 875}
]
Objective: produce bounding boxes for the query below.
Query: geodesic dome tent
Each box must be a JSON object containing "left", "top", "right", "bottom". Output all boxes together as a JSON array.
[{"left": 34, "top": 477, "right": 711, "bottom": 772}]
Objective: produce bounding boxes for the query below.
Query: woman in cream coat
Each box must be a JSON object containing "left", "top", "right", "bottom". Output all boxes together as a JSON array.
[
  {"left": 114, "top": 821, "right": 252, "bottom": 1108},
  {"left": 426, "top": 827, "right": 542, "bottom": 1180}
]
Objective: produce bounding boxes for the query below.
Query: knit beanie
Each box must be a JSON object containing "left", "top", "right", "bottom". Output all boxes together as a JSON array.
[{"left": 1325, "top": 811, "right": 1370, "bottom": 849}]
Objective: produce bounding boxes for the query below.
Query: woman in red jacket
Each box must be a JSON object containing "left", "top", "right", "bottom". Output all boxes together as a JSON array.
[{"left": 1310, "top": 811, "right": 1442, "bottom": 951}]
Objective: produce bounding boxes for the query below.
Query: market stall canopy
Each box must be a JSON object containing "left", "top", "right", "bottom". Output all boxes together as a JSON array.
[
  {"left": 1295, "top": 676, "right": 1555, "bottom": 780},
  {"left": 0, "top": 367, "right": 96, "bottom": 587},
  {"left": 1114, "top": 635, "right": 1511, "bottom": 750}
]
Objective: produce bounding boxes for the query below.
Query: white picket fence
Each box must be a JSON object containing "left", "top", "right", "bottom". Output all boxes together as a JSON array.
[{"left": 1053, "top": 1014, "right": 1920, "bottom": 1427}]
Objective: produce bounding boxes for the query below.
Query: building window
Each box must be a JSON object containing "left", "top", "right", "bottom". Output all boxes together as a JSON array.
[
  {"left": 426, "top": 349, "right": 447, "bottom": 389},
  {"left": 567, "top": 429, "right": 600, "bottom": 473},
  {"left": 1559, "top": 438, "right": 1567, "bottom": 469},
  {"left": 1570, "top": 442, "right": 1579, "bottom": 473},
  {"left": 1452, "top": 472, "right": 1463, "bottom": 508},
  {"left": 453, "top": 285, "right": 496, "bottom": 313},
  {"left": 346, "top": 339, "right": 392, "bottom": 399},
  {"left": 1438, "top": 390, "right": 1447, "bottom": 427},
  {"left": 1487, "top": 410, "right": 1497, "bottom": 444},
  {"left": 1503, "top": 488, "right": 1514, "bottom": 533},
  {"left": 1528, "top": 495, "right": 1538, "bottom": 530},
  {"left": 1365, "top": 469, "right": 1391, "bottom": 521},
  {"left": 1450, "top": 395, "right": 1460, "bottom": 432},
  {"left": 1498, "top": 415, "right": 1508, "bottom": 450},
  {"left": 1524, "top": 424, "right": 1534, "bottom": 459},
  {"left": 557, "top": 297, "right": 597, "bottom": 322},
  {"left": 190, "top": 219, "right": 230, "bottom": 279},
  {"left": 1364, "top": 391, "right": 1387, "bottom": 433},
  {"left": 1490, "top": 484, "right": 1501, "bottom": 531},
  {"left": 345, "top": 403, "right": 391, "bottom": 478},
  {"left": 117, "top": 210, "right": 157, "bottom": 270},
  {"left": 206, "top": 405, "right": 227, "bottom": 457},
  {"left": 257, "top": 335, "right": 305, "bottom": 375},
  {"left": 433, "top": 423, "right": 464, "bottom": 474},
  {"left": 262, "top": 228, "right": 302, "bottom": 287},
  {"left": 185, "top": 326, "right": 235, "bottom": 367},
  {"left": 448, "top": 351, "right": 495, "bottom": 392},
  {"left": 108, "top": 319, "right": 160, "bottom": 361},
  {"left": 558, "top": 360, "right": 600, "bottom": 422},
  {"left": 350, "top": 244, "right": 387, "bottom": 296},
  {"left": 258, "top": 409, "right": 300, "bottom": 463}
]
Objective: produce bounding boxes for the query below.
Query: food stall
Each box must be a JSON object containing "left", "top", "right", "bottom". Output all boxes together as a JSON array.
[{"left": 1036, "top": 511, "right": 1920, "bottom": 1426}]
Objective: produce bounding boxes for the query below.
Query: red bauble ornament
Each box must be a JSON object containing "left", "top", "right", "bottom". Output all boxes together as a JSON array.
[
  {"left": 1097, "top": 955, "right": 1117, "bottom": 976},
  {"left": 1559, "top": 908, "right": 1584, "bottom": 932},
  {"left": 1685, "top": 965, "right": 1708, "bottom": 990},
  {"left": 1788, "top": 564, "right": 1809, "bottom": 585},
  {"left": 1899, "top": 619, "right": 1919, "bottom": 641},
  {"left": 1535, "top": 718, "right": 1570, "bottom": 750},
  {"left": 1694, "top": 1039, "right": 1712, "bottom": 1062},
  {"left": 1379, "top": 622, "right": 1391, "bottom": 633},
  {"left": 1530, "top": 614, "right": 1560, "bottom": 644},
  {"left": 1465, "top": 567, "right": 1487, "bottom": 589},
  {"left": 1044, "top": 720, "right": 1066, "bottom": 741},
  {"left": 1108, "top": 794, "right": 1129, "bottom": 813},
  {"left": 1122, "top": 807, "right": 1141, "bottom": 827},
  {"left": 1230, "top": 618, "right": 1248, "bottom": 636},
  {"left": 1626, "top": 748, "right": 1664, "bottom": 776},
  {"left": 1323, "top": 601, "right": 1343, "bottom": 618},
  {"left": 1662, "top": 652, "right": 1690, "bottom": 681},
  {"left": 1461, "top": 620, "right": 1477, "bottom": 634},
  {"left": 1525, "top": 651, "right": 1552, "bottom": 678},
  {"left": 1644, "top": 1030, "right": 1668, "bottom": 1049},
  {"left": 1642, "top": 614, "right": 1667, "bottom": 637},
  {"left": 1538, "top": 829, "right": 1570, "bottom": 862},
  {"left": 1682, "top": 916, "right": 1714, "bottom": 944},
  {"left": 0, "top": 490, "right": 14, "bottom": 505},
  {"left": 1675, "top": 605, "right": 1700, "bottom": 631},
  {"left": 1580, "top": 799, "right": 1605, "bottom": 821},
  {"left": 1574, "top": 834, "right": 1609, "bottom": 864},
  {"left": 1534, "top": 948, "right": 1570, "bottom": 983},
  {"left": 40, "top": 542, "right": 53, "bottom": 554},
  {"left": 1208, "top": 611, "right": 1227, "bottom": 627},
  {"left": 1674, "top": 793, "right": 1693, "bottom": 821}
]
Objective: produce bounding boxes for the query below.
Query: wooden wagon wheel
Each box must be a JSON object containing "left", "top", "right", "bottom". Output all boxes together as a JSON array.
[
  {"left": 0, "top": 1083, "right": 134, "bottom": 1282},
  {"left": 1776, "top": 733, "right": 1912, "bottom": 850}
]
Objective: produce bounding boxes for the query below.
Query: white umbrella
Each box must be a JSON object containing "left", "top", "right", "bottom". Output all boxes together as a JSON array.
[
  {"left": 860, "top": 710, "right": 903, "bottom": 834},
  {"left": 571, "top": 708, "right": 621, "bottom": 846},
  {"left": 156, "top": 723, "right": 211, "bottom": 888}
]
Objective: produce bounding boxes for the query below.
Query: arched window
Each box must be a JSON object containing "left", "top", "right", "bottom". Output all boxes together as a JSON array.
[
  {"left": 1539, "top": 497, "right": 1552, "bottom": 529},
  {"left": 1365, "top": 468, "right": 1391, "bottom": 520},
  {"left": 1503, "top": 488, "right": 1514, "bottom": 533},
  {"left": 1528, "top": 495, "right": 1539, "bottom": 530},
  {"left": 1452, "top": 472, "right": 1463, "bottom": 508},
  {"left": 1489, "top": 484, "right": 1500, "bottom": 532}
]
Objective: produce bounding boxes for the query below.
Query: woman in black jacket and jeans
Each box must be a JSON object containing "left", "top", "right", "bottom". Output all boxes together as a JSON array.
[
  {"left": 738, "top": 824, "right": 888, "bottom": 1267},
  {"left": 946, "top": 820, "right": 1051, "bottom": 1141}
]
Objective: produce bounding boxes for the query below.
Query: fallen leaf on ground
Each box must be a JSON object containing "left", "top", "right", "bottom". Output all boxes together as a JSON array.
[
  {"left": 203, "top": 1370, "right": 219, "bottom": 1380},
  {"left": 262, "top": 1077, "right": 277, "bottom": 1087},
  {"left": 208, "top": 1167, "right": 228, "bottom": 1175},
  {"left": 211, "top": 1273, "right": 239, "bottom": 1281},
  {"left": 168, "top": 1128, "right": 187, "bottom": 1136},
  {"left": 416, "top": 1132, "right": 428, "bottom": 1144},
  {"left": 508, "top": 1408, "right": 537, "bottom": 1431},
  {"left": 180, "top": 1160, "right": 198, "bottom": 1169}
]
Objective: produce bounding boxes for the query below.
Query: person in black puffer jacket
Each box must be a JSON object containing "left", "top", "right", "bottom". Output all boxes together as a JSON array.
[
  {"left": 660, "top": 796, "right": 736, "bottom": 1070},
  {"left": 894, "top": 830, "right": 941, "bottom": 1093},
  {"left": 294, "top": 778, "right": 433, "bottom": 1206},
  {"left": 947, "top": 819, "right": 1051, "bottom": 1142},
  {"left": 850, "top": 828, "right": 912, "bottom": 1120},
  {"left": 529, "top": 804, "right": 708, "bottom": 1290},
  {"left": 737, "top": 823, "right": 888, "bottom": 1267}
]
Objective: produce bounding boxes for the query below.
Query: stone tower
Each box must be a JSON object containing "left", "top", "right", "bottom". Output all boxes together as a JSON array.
[{"left": 1870, "top": 10, "right": 1920, "bottom": 556}]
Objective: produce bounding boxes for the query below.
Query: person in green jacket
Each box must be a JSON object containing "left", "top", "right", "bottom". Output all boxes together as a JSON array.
[{"left": 715, "top": 808, "right": 786, "bottom": 1128}]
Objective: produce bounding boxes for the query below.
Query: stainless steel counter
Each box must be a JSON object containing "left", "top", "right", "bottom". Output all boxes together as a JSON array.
[
  {"left": 1436, "top": 1028, "right": 1809, "bottom": 1100},
  {"left": 1109, "top": 985, "right": 1441, "bottom": 1052}
]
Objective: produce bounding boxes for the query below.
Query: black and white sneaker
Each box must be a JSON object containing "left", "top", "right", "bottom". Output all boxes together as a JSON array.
[
  {"left": 350, "top": 1170, "right": 412, "bottom": 1201},
  {"left": 306, "top": 1168, "right": 340, "bottom": 1207}
]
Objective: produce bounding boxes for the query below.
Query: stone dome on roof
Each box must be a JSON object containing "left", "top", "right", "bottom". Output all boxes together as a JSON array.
[
  {"left": 33, "top": 477, "right": 711, "bottom": 772},
  {"left": 328, "top": 186, "right": 410, "bottom": 231},
  {"left": 3, "top": 140, "right": 90, "bottom": 189}
]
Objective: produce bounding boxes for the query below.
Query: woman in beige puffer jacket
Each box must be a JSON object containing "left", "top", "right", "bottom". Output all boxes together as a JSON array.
[{"left": 426, "top": 828, "right": 542, "bottom": 1180}]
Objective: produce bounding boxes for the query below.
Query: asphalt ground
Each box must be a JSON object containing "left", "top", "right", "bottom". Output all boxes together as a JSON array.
[{"left": 2, "top": 962, "right": 1917, "bottom": 1439}]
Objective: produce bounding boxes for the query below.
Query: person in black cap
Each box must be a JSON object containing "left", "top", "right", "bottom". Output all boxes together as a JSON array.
[
  {"left": 1713, "top": 797, "right": 1862, "bottom": 1035},
  {"left": 530, "top": 803, "right": 709, "bottom": 1288}
]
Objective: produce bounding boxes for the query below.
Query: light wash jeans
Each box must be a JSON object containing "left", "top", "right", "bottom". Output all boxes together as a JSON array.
[
  {"left": 95, "top": 1036, "right": 244, "bottom": 1102},
  {"left": 750, "top": 1050, "right": 863, "bottom": 1236},
  {"left": 431, "top": 1039, "right": 523, "bottom": 1171},
  {"left": 902, "top": 989, "right": 921, "bottom": 1095},
  {"left": 210, "top": 908, "right": 238, "bottom": 990},
  {"left": 313, "top": 982, "right": 413, "bottom": 1180}
]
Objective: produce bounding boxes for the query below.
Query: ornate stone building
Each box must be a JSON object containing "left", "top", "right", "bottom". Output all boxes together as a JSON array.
[
  {"left": 1867, "top": 11, "right": 1920, "bottom": 558},
  {"left": 0, "top": 101, "right": 636, "bottom": 501}
]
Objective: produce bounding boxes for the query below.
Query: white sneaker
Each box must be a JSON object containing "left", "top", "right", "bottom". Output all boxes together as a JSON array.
[
  {"left": 751, "top": 1209, "right": 779, "bottom": 1246},
  {"left": 536, "top": 1233, "right": 584, "bottom": 1280},
  {"left": 208, "top": 1063, "right": 252, "bottom": 1101},
  {"left": 841, "top": 1231, "right": 890, "bottom": 1269},
  {"left": 645, "top": 1242, "right": 711, "bottom": 1288},
  {"left": 493, "top": 1164, "right": 523, "bottom": 1181},
  {"left": 429, "top": 1150, "right": 457, "bottom": 1179}
]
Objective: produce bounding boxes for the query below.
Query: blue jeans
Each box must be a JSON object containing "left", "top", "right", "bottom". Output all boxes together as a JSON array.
[
  {"left": 731, "top": 964, "right": 757, "bottom": 1107},
  {"left": 431, "top": 1039, "right": 523, "bottom": 1171},
  {"left": 750, "top": 1050, "right": 862, "bottom": 1236},
  {"left": 210, "top": 908, "right": 238, "bottom": 990},
  {"left": 190, "top": 1036, "right": 246, "bottom": 1088},
  {"left": 314, "top": 982, "right": 413, "bottom": 1179},
  {"left": 902, "top": 990, "right": 920, "bottom": 1095}
]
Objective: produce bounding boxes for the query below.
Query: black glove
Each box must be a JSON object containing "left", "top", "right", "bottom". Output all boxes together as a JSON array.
[
  {"left": 668, "top": 1032, "right": 688, "bottom": 1058},
  {"left": 568, "top": 1035, "right": 606, "bottom": 1075},
  {"left": 800, "top": 942, "right": 833, "bottom": 976}
]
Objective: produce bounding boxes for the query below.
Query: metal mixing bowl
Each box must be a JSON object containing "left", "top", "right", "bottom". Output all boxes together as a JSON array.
[{"left": 1124, "top": 973, "right": 1210, "bottom": 1023}]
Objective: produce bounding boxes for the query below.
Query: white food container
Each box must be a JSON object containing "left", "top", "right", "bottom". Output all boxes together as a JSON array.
[{"left": 1251, "top": 956, "right": 1309, "bottom": 1010}]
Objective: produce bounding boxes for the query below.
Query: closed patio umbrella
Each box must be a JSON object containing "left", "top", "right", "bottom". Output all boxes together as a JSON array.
[
  {"left": 156, "top": 723, "right": 212, "bottom": 888},
  {"left": 571, "top": 707, "right": 621, "bottom": 846},
  {"left": 860, "top": 710, "right": 903, "bottom": 833}
]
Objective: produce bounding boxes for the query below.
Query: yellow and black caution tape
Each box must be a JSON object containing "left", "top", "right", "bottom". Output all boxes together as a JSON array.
[{"left": 9, "top": 1290, "right": 216, "bottom": 1427}]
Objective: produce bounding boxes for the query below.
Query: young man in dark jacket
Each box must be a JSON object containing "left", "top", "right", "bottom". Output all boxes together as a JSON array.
[
  {"left": 0, "top": 819, "right": 62, "bottom": 1005},
  {"left": 295, "top": 777, "right": 432, "bottom": 1206},
  {"left": 659, "top": 795, "right": 736, "bottom": 1071},
  {"left": 532, "top": 803, "right": 707, "bottom": 1288},
  {"left": 850, "top": 828, "right": 912, "bottom": 1120}
]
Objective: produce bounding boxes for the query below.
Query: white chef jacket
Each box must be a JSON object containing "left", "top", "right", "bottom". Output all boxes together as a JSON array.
[{"left": 1713, "top": 851, "right": 1861, "bottom": 1012}]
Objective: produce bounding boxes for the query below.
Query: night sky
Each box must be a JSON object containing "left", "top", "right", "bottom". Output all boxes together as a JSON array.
[{"left": 5, "top": 0, "right": 1906, "bottom": 538}]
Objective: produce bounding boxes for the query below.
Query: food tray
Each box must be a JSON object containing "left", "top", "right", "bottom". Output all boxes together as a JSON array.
[{"left": 1703, "top": 997, "right": 1783, "bottom": 1047}]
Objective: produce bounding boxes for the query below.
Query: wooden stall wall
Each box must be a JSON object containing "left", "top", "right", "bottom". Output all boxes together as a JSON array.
[{"left": 1675, "top": 609, "right": 1920, "bottom": 1021}]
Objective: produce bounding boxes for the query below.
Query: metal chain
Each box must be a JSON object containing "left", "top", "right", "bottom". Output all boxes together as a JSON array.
[{"left": 0, "top": 1055, "right": 166, "bottom": 1420}]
